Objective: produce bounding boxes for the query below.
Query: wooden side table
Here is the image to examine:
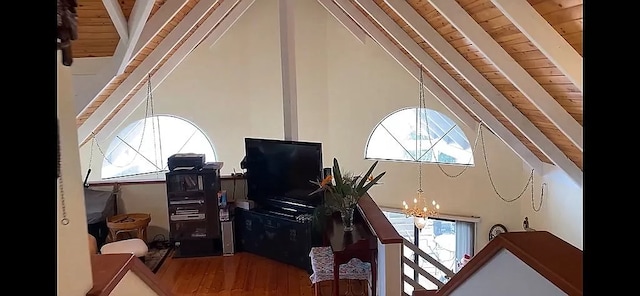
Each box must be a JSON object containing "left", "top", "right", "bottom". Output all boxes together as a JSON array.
[
  {"left": 325, "top": 212, "right": 377, "bottom": 296},
  {"left": 106, "top": 213, "right": 151, "bottom": 243}
]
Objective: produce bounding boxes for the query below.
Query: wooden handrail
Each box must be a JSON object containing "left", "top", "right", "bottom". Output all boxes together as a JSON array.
[
  {"left": 413, "top": 231, "right": 582, "bottom": 296},
  {"left": 87, "top": 253, "right": 173, "bottom": 296},
  {"left": 357, "top": 193, "right": 403, "bottom": 244}
]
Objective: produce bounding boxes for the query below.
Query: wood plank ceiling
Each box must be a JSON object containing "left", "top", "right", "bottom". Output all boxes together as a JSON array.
[
  {"left": 75, "top": 0, "right": 164, "bottom": 57},
  {"left": 72, "top": 0, "right": 582, "bottom": 183}
]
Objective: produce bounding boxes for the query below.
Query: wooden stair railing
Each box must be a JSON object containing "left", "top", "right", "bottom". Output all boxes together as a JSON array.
[
  {"left": 402, "top": 237, "right": 455, "bottom": 293},
  {"left": 413, "top": 231, "right": 583, "bottom": 296},
  {"left": 87, "top": 253, "right": 173, "bottom": 296}
]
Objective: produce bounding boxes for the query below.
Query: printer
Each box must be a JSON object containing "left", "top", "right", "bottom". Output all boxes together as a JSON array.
[{"left": 167, "top": 153, "right": 205, "bottom": 171}]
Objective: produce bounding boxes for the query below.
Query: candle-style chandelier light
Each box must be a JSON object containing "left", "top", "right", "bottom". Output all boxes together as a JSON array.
[{"left": 401, "top": 66, "right": 440, "bottom": 230}]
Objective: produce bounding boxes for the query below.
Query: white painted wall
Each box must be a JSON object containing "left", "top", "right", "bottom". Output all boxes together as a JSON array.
[
  {"left": 71, "top": 57, "right": 112, "bottom": 114},
  {"left": 519, "top": 164, "right": 583, "bottom": 249},
  {"left": 450, "top": 249, "right": 566, "bottom": 296},
  {"left": 75, "top": 0, "right": 582, "bottom": 253}
]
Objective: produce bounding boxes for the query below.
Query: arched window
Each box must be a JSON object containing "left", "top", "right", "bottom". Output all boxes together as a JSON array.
[
  {"left": 365, "top": 108, "right": 474, "bottom": 165},
  {"left": 101, "top": 115, "right": 216, "bottom": 179}
]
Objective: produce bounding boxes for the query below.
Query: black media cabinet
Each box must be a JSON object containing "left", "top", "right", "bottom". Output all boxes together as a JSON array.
[
  {"left": 234, "top": 207, "right": 320, "bottom": 274},
  {"left": 166, "top": 168, "right": 223, "bottom": 258}
]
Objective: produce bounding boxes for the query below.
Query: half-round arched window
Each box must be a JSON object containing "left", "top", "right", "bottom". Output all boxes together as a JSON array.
[
  {"left": 101, "top": 115, "right": 216, "bottom": 179},
  {"left": 365, "top": 108, "right": 474, "bottom": 165}
]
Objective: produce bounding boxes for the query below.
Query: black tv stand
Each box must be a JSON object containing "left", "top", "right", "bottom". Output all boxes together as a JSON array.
[{"left": 234, "top": 205, "right": 321, "bottom": 274}]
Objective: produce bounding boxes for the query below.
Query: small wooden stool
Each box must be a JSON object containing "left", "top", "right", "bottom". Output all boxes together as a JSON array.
[
  {"left": 309, "top": 246, "right": 370, "bottom": 296},
  {"left": 106, "top": 213, "right": 151, "bottom": 243}
]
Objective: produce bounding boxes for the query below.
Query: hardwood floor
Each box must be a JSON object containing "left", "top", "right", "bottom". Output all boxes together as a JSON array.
[{"left": 155, "top": 251, "right": 314, "bottom": 296}]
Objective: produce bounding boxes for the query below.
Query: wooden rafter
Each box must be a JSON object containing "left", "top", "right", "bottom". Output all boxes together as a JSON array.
[
  {"left": 102, "top": 0, "right": 128, "bottom": 40},
  {"left": 351, "top": 0, "right": 544, "bottom": 173},
  {"left": 91, "top": 0, "right": 257, "bottom": 144},
  {"left": 429, "top": 0, "right": 583, "bottom": 152},
  {"left": 333, "top": 0, "right": 477, "bottom": 130},
  {"left": 316, "top": 0, "right": 367, "bottom": 44},
  {"left": 491, "top": 0, "right": 583, "bottom": 93},
  {"left": 116, "top": 0, "right": 156, "bottom": 74},
  {"left": 383, "top": 0, "right": 581, "bottom": 187},
  {"left": 78, "top": 0, "right": 221, "bottom": 145},
  {"left": 75, "top": 0, "right": 189, "bottom": 116},
  {"left": 131, "top": 0, "right": 191, "bottom": 62}
]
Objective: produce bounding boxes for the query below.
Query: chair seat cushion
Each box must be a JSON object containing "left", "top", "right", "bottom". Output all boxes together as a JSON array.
[
  {"left": 100, "top": 238, "right": 148, "bottom": 257},
  {"left": 309, "top": 246, "right": 371, "bottom": 284}
]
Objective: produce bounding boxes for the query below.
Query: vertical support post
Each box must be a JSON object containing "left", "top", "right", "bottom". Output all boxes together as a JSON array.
[
  {"left": 57, "top": 52, "right": 93, "bottom": 295},
  {"left": 279, "top": 0, "right": 298, "bottom": 141}
]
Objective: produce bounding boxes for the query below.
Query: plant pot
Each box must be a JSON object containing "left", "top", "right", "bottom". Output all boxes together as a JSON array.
[{"left": 340, "top": 207, "right": 355, "bottom": 232}]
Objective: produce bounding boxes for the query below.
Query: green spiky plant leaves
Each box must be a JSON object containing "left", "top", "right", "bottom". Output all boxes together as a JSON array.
[{"left": 309, "top": 158, "right": 386, "bottom": 231}]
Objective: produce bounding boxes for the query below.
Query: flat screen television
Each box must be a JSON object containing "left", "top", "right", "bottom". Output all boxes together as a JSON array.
[{"left": 244, "top": 138, "right": 323, "bottom": 207}]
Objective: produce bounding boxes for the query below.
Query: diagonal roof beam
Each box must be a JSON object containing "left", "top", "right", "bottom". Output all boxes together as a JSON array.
[
  {"left": 203, "top": 0, "right": 255, "bottom": 47},
  {"left": 316, "top": 0, "right": 367, "bottom": 44},
  {"left": 91, "top": 0, "right": 255, "bottom": 144},
  {"left": 350, "top": 0, "right": 543, "bottom": 173},
  {"left": 115, "top": 0, "right": 156, "bottom": 75},
  {"left": 384, "top": 0, "right": 582, "bottom": 188},
  {"left": 78, "top": 0, "right": 221, "bottom": 145},
  {"left": 333, "top": 0, "right": 477, "bottom": 130},
  {"left": 131, "top": 0, "right": 190, "bottom": 62},
  {"left": 491, "top": 0, "right": 582, "bottom": 93},
  {"left": 102, "top": 0, "right": 128, "bottom": 40},
  {"left": 429, "top": 0, "right": 583, "bottom": 152},
  {"left": 75, "top": 0, "right": 189, "bottom": 115}
]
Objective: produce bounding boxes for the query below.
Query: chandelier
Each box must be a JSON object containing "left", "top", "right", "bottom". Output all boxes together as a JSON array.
[{"left": 401, "top": 67, "right": 440, "bottom": 230}]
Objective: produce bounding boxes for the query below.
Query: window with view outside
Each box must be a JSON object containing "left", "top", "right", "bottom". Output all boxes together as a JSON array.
[
  {"left": 365, "top": 108, "right": 474, "bottom": 166},
  {"left": 383, "top": 211, "right": 475, "bottom": 295},
  {"left": 101, "top": 115, "right": 216, "bottom": 179}
]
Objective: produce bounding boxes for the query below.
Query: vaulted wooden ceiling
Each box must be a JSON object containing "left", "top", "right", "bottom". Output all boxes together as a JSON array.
[{"left": 72, "top": 0, "right": 582, "bottom": 187}]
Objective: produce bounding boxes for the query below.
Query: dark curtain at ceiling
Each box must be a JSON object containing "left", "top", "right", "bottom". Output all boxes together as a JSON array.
[{"left": 57, "top": 0, "right": 78, "bottom": 66}]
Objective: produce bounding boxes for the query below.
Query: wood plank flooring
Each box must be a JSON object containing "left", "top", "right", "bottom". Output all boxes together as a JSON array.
[{"left": 155, "top": 251, "right": 314, "bottom": 296}]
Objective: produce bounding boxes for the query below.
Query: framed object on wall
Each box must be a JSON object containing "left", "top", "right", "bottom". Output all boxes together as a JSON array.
[{"left": 489, "top": 224, "right": 507, "bottom": 241}]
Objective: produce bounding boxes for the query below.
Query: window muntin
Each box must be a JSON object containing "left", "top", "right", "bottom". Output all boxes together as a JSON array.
[
  {"left": 101, "top": 115, "right": 216, "bottom": 179},
  {"left": 365, "top": 108, "right": 474, "bottom": 165}
]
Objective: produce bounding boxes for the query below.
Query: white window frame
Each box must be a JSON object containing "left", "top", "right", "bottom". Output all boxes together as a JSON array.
[
  {"left": 364, "top": 107, "right": 475, "bottom": 166},
  {"left": 100, "top": 114, "right": 217, "bottom": 181}
]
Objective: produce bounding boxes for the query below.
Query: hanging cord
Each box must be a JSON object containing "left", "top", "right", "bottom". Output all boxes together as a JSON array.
[
  {"left": 419, "top": 70, "right": 475, "bottom": 175},
  {"left": 147, "top": 74, "right": 163, "bottom": 174},
  {"left": 417, "top": 70, "right": 423, "bottom": 194},
  {"left": 436, "top": 123, "right": 481, "bottom": 178},
  {"left": 479, "top": 124, "right": 545, "bottom": 211},
  {"left": 89, "top": 74, "right": 156, "bottom": 168}
]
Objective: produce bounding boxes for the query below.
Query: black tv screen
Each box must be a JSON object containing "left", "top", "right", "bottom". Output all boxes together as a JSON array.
[{"left": 244, "top": 138, "right": 323, "bottom": 205}]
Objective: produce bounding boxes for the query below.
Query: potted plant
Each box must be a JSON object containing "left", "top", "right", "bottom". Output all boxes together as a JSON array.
[{"left": 310, "top": 158, "right": 385, "bottom": 232}]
